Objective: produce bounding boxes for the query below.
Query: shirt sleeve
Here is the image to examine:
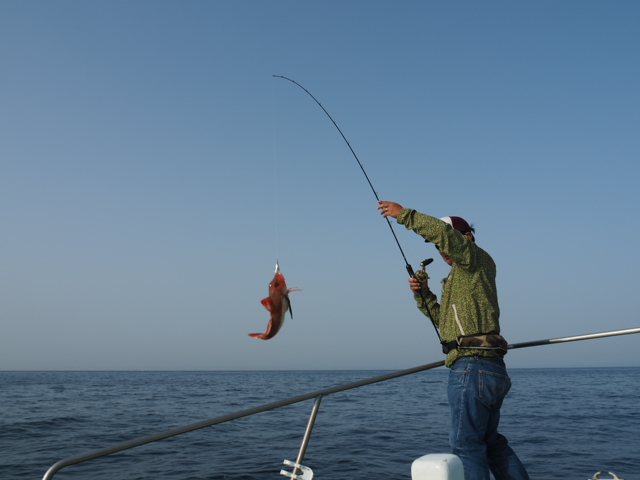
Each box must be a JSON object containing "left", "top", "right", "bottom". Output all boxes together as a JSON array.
[
  {"left": 414, "top": 289, "right": 440, "bottom": 327},
  {"left": 397, "top": 208, "right": 477, "bottom": 270}
]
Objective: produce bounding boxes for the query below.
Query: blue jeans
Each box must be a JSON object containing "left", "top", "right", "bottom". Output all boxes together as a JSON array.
[{"left": 448, "top": 356, "right": 530, "bottom": 480}]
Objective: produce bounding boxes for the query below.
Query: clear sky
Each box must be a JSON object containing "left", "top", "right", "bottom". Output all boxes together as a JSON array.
[{"left": 1, "top": 1, "right": 639, "bottom": 370}]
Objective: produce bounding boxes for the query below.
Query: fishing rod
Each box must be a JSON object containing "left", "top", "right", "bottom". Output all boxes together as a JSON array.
[
  {"left": 273, "top": 75, "right": 417, "bottom": 278},
  {"left": 274, "top": 75, "right": 441, "bottom": 343}
]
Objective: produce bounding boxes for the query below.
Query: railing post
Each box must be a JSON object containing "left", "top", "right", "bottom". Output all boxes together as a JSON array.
[{"left": 291, "top": 394, "right": 323, "bottom": 478}]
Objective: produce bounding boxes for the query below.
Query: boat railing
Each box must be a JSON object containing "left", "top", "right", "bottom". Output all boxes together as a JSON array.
[{"left": 42, "top": 327, "right": 640, "bottom": 480}]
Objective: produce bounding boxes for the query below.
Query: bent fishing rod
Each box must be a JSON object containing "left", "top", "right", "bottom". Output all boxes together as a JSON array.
[
  {"left": 273, "top": 75, "right": 417, "bottom": 277},
  {"left": 274, "top": 75, "right": 441, "bottom": 343}
]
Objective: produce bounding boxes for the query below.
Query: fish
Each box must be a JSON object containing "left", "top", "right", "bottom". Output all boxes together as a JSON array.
[{"left": 248, "top": 261, "right": 300, "bottom": 340}]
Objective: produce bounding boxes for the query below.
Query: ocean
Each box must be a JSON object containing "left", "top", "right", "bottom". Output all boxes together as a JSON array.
[{"left": 1, "top": 368, "right": 638, "bottom": 480}]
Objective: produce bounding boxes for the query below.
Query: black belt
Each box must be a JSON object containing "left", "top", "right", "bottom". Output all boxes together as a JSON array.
[
  {"left": 441, "top": 340, "right": 458, "bottom": 354},
  {"left": 441, "top": 333, "right": 508, "bottom": 355}
]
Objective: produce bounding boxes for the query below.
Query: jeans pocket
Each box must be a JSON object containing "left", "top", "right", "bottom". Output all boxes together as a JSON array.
[{"left": 478, "top": 369, "right": 511, "bottom": 407}]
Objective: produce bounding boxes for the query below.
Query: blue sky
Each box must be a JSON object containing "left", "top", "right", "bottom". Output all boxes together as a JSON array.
[{"left": 1, "top": 1, "right": 639, "bottom": 370}]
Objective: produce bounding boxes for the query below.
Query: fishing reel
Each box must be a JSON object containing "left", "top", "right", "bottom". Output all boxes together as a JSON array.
[{"left": 413, "top": 258, "right": 433, "bottom": 283}]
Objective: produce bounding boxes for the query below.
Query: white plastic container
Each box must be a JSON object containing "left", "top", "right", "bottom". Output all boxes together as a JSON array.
[{"left": 411, "top": 454, "right": 465, "bottom": 480}]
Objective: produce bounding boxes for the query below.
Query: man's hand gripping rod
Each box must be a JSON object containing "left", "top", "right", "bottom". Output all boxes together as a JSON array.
[{"left": 414, "top": 258, "right": 444, "bottom": 345}]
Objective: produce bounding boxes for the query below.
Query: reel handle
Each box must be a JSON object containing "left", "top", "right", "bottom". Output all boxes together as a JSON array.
[
  {"left": 421, "top": 258, "right": 434, "bottom": 268},
  {"left": 415, "top": 258, "right": 434, "bottom": 283}
]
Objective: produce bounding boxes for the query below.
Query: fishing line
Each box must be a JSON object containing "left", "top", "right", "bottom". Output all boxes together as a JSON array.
[
  {"left": 273, "top": 75, "right": 442, "bottom": 344},
  {"left": 271, "top": 80, "right": 279, "bottom": 260},
  {"left": 273, "top": 75, "right": 414, "bottom": 277}
]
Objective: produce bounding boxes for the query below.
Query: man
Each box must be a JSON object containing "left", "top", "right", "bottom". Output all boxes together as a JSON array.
[{"left": 377, "top": 200, "right": 529, "bottom": 480}]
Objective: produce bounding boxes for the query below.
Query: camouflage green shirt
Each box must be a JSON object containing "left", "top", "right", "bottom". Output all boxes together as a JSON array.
[{"left": 397, "top": 208, "right": 501, "bottom": 367}]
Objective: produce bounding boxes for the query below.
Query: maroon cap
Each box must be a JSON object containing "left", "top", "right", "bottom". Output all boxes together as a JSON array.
[
  {"left": 441, "top": 216, "right": 473, "bottom": 234},
  {"left": 425, "top": 216, "right": 474, "bottom": 243}
]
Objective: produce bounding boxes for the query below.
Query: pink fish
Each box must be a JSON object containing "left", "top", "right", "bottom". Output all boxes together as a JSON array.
[{"left": 249, "top": 262, "right": 300, "bottom": 340}]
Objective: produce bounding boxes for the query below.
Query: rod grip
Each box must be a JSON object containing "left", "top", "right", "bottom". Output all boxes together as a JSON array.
[{"left": 406, "top": 264, "right": 415, "bottom": 278}]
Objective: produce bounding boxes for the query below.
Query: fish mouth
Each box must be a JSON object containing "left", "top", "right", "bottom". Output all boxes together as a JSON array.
[{"left": 275, "top": 260, "right": 280, "bottom": 273}]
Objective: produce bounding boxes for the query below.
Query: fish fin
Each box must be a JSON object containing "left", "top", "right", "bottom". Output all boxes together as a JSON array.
[
  {"left": 283, "top": 293, "right": 293, "bottom": 319},
  {"left": 248, "top": 333, "right": 266, "bottom": 339},
  {"left": 287, "top": 288, "right": 301, "bottom": 319},
  {"left": 260, "top": 297, "right": 273, "bottom": 312}
]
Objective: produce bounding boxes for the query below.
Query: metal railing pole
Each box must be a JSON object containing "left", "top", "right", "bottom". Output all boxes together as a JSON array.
[
  {"left": 42, "top": 326, "right": 640, "bottom": 479},
  {"left": 42, "top": 360, "right": 445, "bottom": 480},
  {"left": 292, "top": 395, "right": 323, "bottom": 477},
  {"left": 507, "top": 327, "right": 640, "bottom": 350}
]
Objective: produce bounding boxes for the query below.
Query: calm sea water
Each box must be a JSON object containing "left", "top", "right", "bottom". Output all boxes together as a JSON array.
[{"left": 1, "top": 368, "right": 638, "bottom": 480}]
